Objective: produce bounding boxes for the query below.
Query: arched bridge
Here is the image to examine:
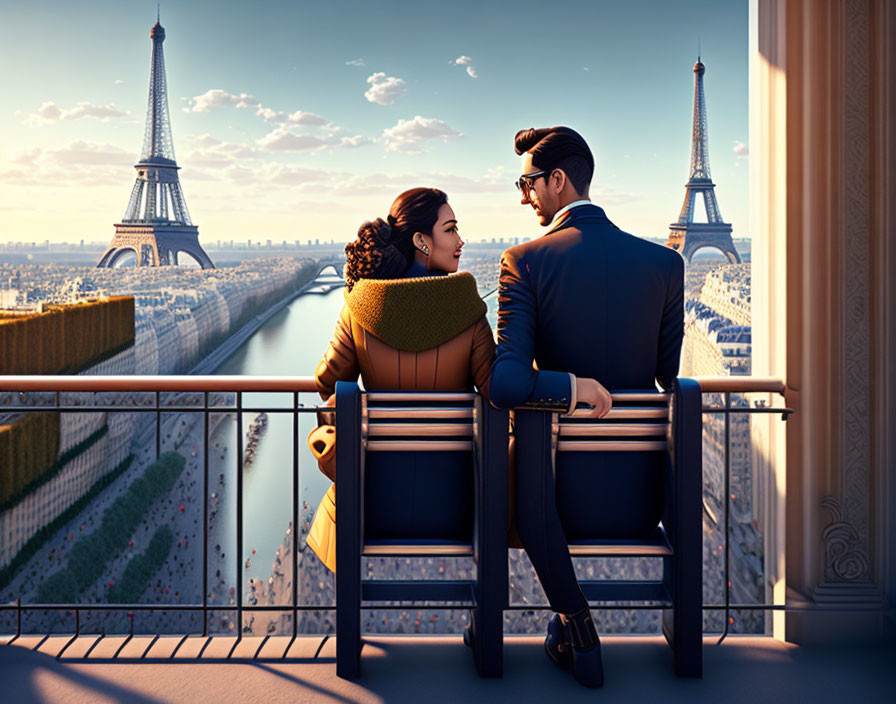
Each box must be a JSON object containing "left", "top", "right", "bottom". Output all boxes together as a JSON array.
[{"left": 305, "top": 259, "right": 345, "bottom": 295}]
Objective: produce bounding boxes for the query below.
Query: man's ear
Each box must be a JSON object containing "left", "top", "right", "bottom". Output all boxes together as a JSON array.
[{"left": 551, "top": 168, "right": 568, "bottom": 194}]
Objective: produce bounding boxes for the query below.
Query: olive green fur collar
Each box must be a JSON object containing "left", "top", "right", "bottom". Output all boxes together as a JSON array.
[{"left": 345, "top": 273, "right": 486, "bottom": 352}]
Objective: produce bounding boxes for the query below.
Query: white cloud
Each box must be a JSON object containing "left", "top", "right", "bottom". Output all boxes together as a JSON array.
[
  {"left": 345, "top": 58, "right": 366, "bottom": 67},
  {"left": 9, "top": 147, "right": 43, "bottom": 165},
  {"left": 381, "top": 116, "right": 462, "bottom": 153},
  {"left": 189, "top": 89, "right": 259, "bottom": 112},
  {"left": 257, "top": 130, "right": 330, "bottom": 151},
  {"left": 114, "top": 79, "right": 125, "bottom": 85},
  {"left": 188, "top": 91, "right": 333, "bottom": 134},
  {"left": 47, "top": 140, "right": 131, "bottom": 166},
  {"left": 268, "top": 165, "right": 331, "bottom": 186},
  {"left": 255, "top": 106, "right": 284, "bottom": 123},
  {"left": 256, "top": 128, "right": 368, "bottom": 151},
  {"left": 734, "top": 141, "right": 749, "bottom": 157},
  {"left": 454, "top": 56, "right": 478, "bottom": 79},
  {"left": 28, "top": 101, "right": 128, "bottom": 125},
  {"left": 190, "top": 133, "right": 223, "bottom": 148},
  {"left": 255, "top": 107, "right": 329, "bottom": 127},
  {"left": 364, "top": 73, "right": 407, "bottom": 105},
  {"left": 319, "top": 168, "right": 506, "bottom": 198},
  {"left": 339, "top": 135, "right": 368, "bottom": 148},
  {"left": 1, "top": 140, "right": 132, "bottom": 185},
  {"left": 285, "top": 110, "right": 329, "bottom": 126}
]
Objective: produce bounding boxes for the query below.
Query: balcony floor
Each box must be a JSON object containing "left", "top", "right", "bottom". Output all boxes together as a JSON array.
[{"left": 2, "top": 635, "right": 894, "bottom": 703}]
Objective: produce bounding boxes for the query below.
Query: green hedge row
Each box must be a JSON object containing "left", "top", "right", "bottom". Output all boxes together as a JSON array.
[
  {"left": 36, "top": 451, "right": 186, "bottom": 603},
  {"left": 0, "top": 296, "right": 134, "bottom": 375},
  {"left": 108, "top": 525, "right": 174, "bottom": 603},
  {"left": 0, "top": 453, "right": 134, "bottom": 593},
  {"left": 0, "top": 422, "right": 108, "bottom": 513}
]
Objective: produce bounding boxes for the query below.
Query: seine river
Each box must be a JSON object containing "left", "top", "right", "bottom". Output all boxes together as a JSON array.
[{"left": 210, "top": 271, "right": 346, "bottom": 595}]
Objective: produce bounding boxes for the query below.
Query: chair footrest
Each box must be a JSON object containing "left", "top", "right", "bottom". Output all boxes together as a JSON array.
[
  {"left": 362, "top": 580, "right": 474, "bottom": 603},
  {"left": 581, "top": 580, "right": 671, "bottom": 603}
]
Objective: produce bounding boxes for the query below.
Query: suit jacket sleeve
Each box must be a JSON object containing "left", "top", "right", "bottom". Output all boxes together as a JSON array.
[
  {"left": 314, "top": 304, "right": 361, "bottom": 400},
  {"left": 656, "top": 252, "right": 685, "bottom": 391},
  {"left": 489, "top": 248, "right": 573, "bottom": 411},
  {"left": 469, "top": 316, "right": 496, "bottom": 399}
]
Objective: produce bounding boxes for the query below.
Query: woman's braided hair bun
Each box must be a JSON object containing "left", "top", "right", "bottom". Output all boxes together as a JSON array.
[{"left": 344, "top": 218, "right": 407, "bottom": 291}]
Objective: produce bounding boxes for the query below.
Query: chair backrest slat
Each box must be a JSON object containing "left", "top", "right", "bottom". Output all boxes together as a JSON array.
[
  {"left": 558, "top": 423, "right": 667, "bottom": 437},
  {"left": 366, "top": 440, "right": 473, "bottom": 452},
  {"left": 367, "top": 422, "right": 473, "bottom": 437},
  {"left": 367, "top": 392, "right": 476, "bottom": 402},
  {"left": 557, "top": 440, "right": 668, "bottom": 452},
  {"left": 610, "top": 392, "right": 672, "bottom": 403},
  {"left": 367, "top": 407, "right": 474, "bottom": 420},
  {"left": 599, "top": 406, "right": 669, "bottom": 420}
]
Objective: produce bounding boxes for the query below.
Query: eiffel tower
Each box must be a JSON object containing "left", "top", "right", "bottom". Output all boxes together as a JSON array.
[
  {"left": 98, "top": 16, "right": 213, "bottom": 269},
  {"left": 667, "top": 58, "right": 740, "bottom": 264}
]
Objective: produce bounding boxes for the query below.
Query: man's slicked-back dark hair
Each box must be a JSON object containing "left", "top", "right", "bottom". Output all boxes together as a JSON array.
[{"left": 514, "top": 126, "right": 594, "bottom": 195}]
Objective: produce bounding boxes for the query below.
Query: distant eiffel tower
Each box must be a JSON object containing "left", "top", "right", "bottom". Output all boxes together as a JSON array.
[
  {"left": 98, "top": 16, "right": 213, "bottom": 269},
  {"left": 667, "top": 58, "right": 740, "bottom": 264}
]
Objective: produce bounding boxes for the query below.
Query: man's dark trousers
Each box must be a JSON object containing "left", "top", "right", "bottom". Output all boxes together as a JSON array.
[{"left": 490, "top": 203, "right": 685, "bottom": 615}]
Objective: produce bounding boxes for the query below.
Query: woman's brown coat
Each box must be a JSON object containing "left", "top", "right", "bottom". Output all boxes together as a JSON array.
[{"left": 306, "top": 272, "right": 521, "bottom": 572}]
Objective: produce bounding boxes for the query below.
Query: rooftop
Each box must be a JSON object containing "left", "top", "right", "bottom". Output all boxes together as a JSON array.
[{"left": 2, "top": 635, "right": 894, "bottom": 703}]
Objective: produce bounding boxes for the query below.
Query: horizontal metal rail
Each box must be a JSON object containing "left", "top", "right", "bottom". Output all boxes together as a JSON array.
[
  {"left": 695, "top": 377, "right": 786, "bottom": 394},
  {"left": 0, "top": 375, "right": 788, "bottom": 395},
  {"left": 0, "top": 375, "right": 319, "bottom": 393}
]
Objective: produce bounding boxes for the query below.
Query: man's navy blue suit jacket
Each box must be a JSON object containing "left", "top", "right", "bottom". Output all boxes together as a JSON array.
[{"left": 490, "top": 203, "right": 685, "bottom": 412}]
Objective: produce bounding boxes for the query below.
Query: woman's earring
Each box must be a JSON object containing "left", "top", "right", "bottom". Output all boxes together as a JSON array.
[{"left": 420, "top": 244, "right": 430, "bottom": 256}]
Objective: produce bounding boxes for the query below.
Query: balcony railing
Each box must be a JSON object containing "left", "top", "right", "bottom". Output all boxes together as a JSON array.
[{"left": 0, "top": 375, "right": 791, "bottom": 658}]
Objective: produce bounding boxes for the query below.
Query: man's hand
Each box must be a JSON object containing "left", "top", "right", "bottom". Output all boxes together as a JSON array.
[{"left": 574, "top": 377, "right": 612, "bottom": 419}]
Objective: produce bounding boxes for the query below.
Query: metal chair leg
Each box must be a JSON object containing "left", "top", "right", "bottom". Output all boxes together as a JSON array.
[{"left": 336, "top": 382, "right": 362, "bottom": 679}]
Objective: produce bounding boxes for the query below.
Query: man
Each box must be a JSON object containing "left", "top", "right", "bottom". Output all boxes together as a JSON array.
[{"left": 490, "top": 126, "right": 685, "bottom": 688}]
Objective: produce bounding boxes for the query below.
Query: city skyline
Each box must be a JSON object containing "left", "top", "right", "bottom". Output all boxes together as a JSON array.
[{"left": 0, "top": 0, "right": 748, "bottom": 245}]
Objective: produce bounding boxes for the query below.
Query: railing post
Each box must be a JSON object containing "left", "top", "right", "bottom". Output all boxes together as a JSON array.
[
  {"left": 292, "top": 390, "right": 300, "bottom": 640},
  {"left": 155, "top": 390, "right": 161, "bottom": 460},
  {"left": 234, "top": 391, "right": 243, "bottom": 648},
  {"left": 202, "top": 391, "right": 209, "bottom": 638},
  {"left": 718, "top": 391, "right": 732, "bottom": 644}
]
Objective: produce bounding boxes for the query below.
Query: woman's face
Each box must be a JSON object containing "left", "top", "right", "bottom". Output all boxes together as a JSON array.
[{"left": 423, "top": 203, "right": 464, "bottom": 273}]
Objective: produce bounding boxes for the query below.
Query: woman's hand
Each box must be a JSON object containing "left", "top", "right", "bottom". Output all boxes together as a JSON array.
[{"left": 574, "top": 377, "right": 613, "bottom": 419}]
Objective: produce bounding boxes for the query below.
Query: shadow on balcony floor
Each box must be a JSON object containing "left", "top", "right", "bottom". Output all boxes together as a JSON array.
[{"left": 1, "top": 635, "right": 894, "bottom": 703}]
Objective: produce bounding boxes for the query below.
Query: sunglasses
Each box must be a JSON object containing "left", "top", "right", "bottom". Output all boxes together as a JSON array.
[{"left": 514, "top": 169, "right": 550, "bottom": 193}]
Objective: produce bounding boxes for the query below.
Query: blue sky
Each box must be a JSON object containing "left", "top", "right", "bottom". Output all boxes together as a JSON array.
[{"left": 0, "top": 0, "right": 748, "bottom": 244}]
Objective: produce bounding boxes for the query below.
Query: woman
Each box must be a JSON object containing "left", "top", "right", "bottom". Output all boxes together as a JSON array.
[{"left": 306, "top": 187, "right": 495, "bottom": 572}]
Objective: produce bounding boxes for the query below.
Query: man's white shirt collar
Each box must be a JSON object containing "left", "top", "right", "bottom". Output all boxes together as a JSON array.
[{"left": 550, "top": 199, "right": 592, "bottom": 225}]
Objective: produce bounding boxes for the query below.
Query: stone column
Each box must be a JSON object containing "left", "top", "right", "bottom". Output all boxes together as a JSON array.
[{"left": 752, "top": 0, "right": 896, "bottom": 642}]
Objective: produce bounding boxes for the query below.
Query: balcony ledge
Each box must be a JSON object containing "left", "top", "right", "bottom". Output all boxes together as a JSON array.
[{"left": 2, "top": 635, "right": 894, "bottom": 703}]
